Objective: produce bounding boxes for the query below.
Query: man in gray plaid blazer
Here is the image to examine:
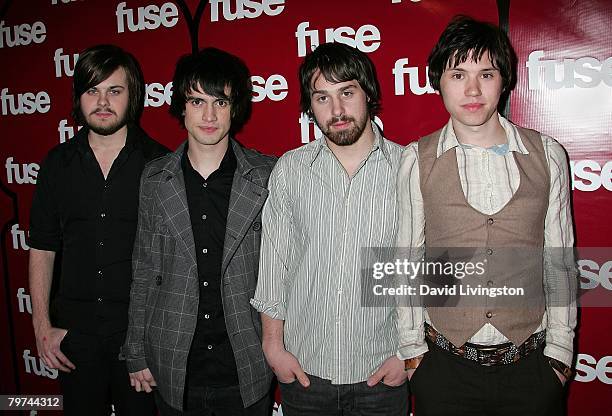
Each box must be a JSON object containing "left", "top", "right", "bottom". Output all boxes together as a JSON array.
[{"left": 124, "top": 48, "right": 275, "bottom": 415}]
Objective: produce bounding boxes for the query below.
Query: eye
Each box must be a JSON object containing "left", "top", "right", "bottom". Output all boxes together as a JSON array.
[
  {"left": 86, "top": 88, "right": 97, "bottom": 95},
  {"left": 482, "top": 73, "right": 494, "bottom": 79},
  {"left": 315, "top": 95, "right": 328, "bottom": 103},
  {"left": 188, "top": 98, "right": 203, "bottom": 107},
  {"left": 342, "top": 90, "right": 354, "bottom": 98},
  {"left": 215, "top": 99, "right": 229, "bottom": 108},
  {"left": 109, "top": 88, "right": 122, "bottom": 95},
  {"left": 451, "top": 73, "right": 464, "bottom": 80}
]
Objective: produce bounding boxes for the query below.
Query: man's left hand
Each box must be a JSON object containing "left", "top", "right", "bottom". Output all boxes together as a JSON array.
[{"left": 367, "top": 356, "right": 407, "bottom": 387}]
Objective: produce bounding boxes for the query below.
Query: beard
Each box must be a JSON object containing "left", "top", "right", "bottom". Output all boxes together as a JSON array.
[
  {"left": 86, "top": 108, "right": 127, "bottom": 136},
  {"left": 317, "top": 114, "right": 368, "bottom": 146}
]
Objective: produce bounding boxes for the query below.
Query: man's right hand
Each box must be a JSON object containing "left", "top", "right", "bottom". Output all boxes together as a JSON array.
[
  {"left": 34, "top": 326, "right": 75, "bottom": 372},
  {"left": 263, "top": 344, "right": 310, "bottom": 387},
  {"left": 129, "top": 368, "right": 157, "bottom": 393}
]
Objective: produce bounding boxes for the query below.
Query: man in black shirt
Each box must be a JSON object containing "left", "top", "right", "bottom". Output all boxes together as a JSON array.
[
  {"left": 124, "top": 48, "right": 275, "bottom": 415},
  {"left": 28, "top": 44, "right": 169, "bottom": 415}
]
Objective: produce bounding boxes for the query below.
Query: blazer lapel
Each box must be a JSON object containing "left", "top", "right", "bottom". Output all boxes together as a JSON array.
[
  {"left": 221, "top": 141, "right": 269, "bottom": 275},
  {"left": 154, "top": 144, "right": 197, "bottom": 265}
]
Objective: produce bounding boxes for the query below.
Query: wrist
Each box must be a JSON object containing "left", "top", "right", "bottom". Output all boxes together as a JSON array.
[{"left": 548, "top": 357, "right": 573, "bottom": 380}]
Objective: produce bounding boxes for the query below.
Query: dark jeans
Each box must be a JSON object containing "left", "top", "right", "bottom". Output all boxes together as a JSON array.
[
  {"left": 155, "top": 385, "right": 272, "bottom": 416},
  {"left": 410, "top": 343, "right": 565, "bottom": 416},
  {"left": 278, "top": 374, "right": 409, "bottom": 416},
  {"left": 58, "top": 329, "right": 155, "bottom": 416}
]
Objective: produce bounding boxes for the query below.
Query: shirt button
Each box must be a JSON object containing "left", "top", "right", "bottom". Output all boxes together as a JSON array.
[
  {"left": 338, "top": 289, "right": 343, "bottom": 294},
  {"left": 99, "top": 241, "right": 104, "bottom": 246},
  {"left": 486, "top": 311, "right": 493, "bottom": 318},
  {"left": 487, "top": 218, "right": 494, "bottom": 225},
  {"left": 203, "top": 183, "right": 208, "bottom": 188},
  {"left": 487, "top": 248, "right": 493, "bottom": 255},
  {"left": 100, "top": 213, "right": 106, "bottom": 218},
  {"left": 204, "top": 314, "right": 210, "bottom": 319},
  {"left": 202, "top": 248, "right": 208, "bottom": 254},
  {"left": 97, "top": 297, "right": 103, "bottom": 303},
  {"left": 202, "top": 281, "right": 209, "bottom": 287},
  {"left": 201, "top": 214, "right": 207, "bottom": 220},
  {"left": 207, "top": 344, "right": 213, "bottom": 350},
  {"left": 98, "top": 270, "right": 103, "bottom": 277}
]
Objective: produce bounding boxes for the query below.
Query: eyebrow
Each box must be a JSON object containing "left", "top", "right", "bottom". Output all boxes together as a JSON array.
[
  {"left": 311, "top": 83, "right": 357, "bottom": 96},
  {"left": 448, "top": 67, "right": 499, "bottom": 72}
]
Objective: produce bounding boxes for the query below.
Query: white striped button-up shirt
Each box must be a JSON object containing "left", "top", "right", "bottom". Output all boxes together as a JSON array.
[
  {"left": 252, "top": 124, "right": 404, "bottom": 384},
  {"left": 396, "top": 115, "right": 577, "bottom": 366}
]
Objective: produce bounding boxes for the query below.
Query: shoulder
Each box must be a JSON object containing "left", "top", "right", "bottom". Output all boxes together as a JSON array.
[{"left": 241, "top": 144, "right": 277, "bottom": 172}]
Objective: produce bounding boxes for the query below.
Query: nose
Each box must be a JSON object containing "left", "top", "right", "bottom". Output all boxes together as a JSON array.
[
  {"left": 465, "top": 76, "right": 482, "bottom": 97},
  {"left": 330, "top": 96, "right": 345, "bottom": 117},
  {"left": 97, "top": 91, "right": 109, "bottom": 107},
  {"left": 202, "top": 104, "right": 217, "bottom": 122}
]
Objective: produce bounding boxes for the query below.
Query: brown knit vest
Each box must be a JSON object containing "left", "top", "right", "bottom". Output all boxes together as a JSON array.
[{"left": 418, "top": 125, "right": 549, "bottom": 347}]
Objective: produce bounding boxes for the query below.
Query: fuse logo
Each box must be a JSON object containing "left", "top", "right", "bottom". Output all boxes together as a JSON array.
[
  {"left": 295, "top": 22, "right": 381, "bottom": 57},
  {"left": 10, "top": 224, "right": 30, "bottom": 251},
  {"left": 0, "top": 20, "right": 47, "bottom": 48},
  {"left": 54, "top": 48, "right": 79, "bottom": 78},
  {"left": 23, "top": 349, "right": 58, "bottom": 379},
  {"left": 252, "top": 74, "right": 288, "bottom": 102},
  {"left": 6, "top": 157, "right": 39, "bottom": 184},
  {"left": 209, "top": 0, "right": 285, "bottom": 22},
  {"left": 145, "top": 82, "right": 173, "bottom": 107},
  {"left": 392, "top": 58, "right": 435, "bottom": 95},
  {"left": 578, "top": 259, "right": 612, "bottom": 290},
  {"left": 526, "top": 51, "right": 612, "bottom": 90},
  {"left": 116, "top": 1, "right": 179, "bottom": 33},
  {"left": 1, "top": 88, "right": 51, "bottom": 116},
  {"left": 17, "top": 288, "right": 33, "bottom": 314},
  {"left": 570, "top": 160, "right": 612, "bottom": 192},
  {"left": 575, "top": 353, "right": 612, "bottom": 384},
  {"left": 58, "top": 119, "right": 82, "bottom": 143}
]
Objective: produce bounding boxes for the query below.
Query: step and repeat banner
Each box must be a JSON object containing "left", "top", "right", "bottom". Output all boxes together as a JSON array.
[{"left": 0, "top": 0, "right": 610, "bottom": 414}]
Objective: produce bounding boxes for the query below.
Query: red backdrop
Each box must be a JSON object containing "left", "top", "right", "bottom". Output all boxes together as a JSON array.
[{"left": 1, "top": 0, "right": 610, "bottom": 414}]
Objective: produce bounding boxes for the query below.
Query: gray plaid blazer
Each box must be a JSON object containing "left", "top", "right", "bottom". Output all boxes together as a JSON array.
[{"left": 124, "top": 139, "right": 276, "bottom": 410}]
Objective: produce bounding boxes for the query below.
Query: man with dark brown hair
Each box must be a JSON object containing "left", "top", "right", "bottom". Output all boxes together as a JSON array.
[{"left": 29, "top": 44, "right": 169, "bottom": 415}]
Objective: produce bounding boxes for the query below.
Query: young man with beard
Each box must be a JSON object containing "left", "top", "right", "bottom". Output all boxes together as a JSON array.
[
  {"left": 124, "top": 47, "right": 275, "bottom": 415},
  {"left": 252, "top": 42, "right": 408, "bottom": 415},
  {"left": 29, "top": 44, "right": 169, "bottom": 415},
  {"left": 396, "top": 16, "right": 577, "bottom": 415}
]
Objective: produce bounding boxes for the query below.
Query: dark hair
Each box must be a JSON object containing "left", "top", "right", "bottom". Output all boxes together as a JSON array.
[
  {"left": 427, "top": 16, "right": 517, "bottom": 93},
  {"left": 299, "top": 42, "right": 381, "bottom": 118},
  {"left": 169, "top": 47, "right": 252, "bottom": 135},
  {"left": 72, "top": 44, "right": 144, "bottom": 124}
]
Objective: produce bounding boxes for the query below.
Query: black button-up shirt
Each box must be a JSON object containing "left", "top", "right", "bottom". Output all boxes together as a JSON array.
[
  {"left": 29, "top": 125, "right": 169, "bottom": 335},
  {"left": 182, "top": 143, "right": 239, "bottom": 389}
]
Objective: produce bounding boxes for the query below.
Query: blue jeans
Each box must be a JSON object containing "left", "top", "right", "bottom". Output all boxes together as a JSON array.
[{"left": 278, "top": 374, "right": 409, "bottom": 416}]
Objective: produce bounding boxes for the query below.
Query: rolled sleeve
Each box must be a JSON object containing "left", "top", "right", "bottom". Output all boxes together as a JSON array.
[
  {"left": 395, "top": 143, "right": 429, "bottom": 359},
  {"left": 542, "top": 136, "right": 577, "bottom": 367},
  {"left": 252, "top": 158, "right": 293, "bottom": 320}
]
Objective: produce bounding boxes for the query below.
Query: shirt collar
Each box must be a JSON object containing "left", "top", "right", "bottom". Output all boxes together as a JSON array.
[
  {"left": 308, "top": 120, "right": 392, "bottom": 166},
  {"left": 181, "top": 140, "right": 237, "bottom": 175},
  {"left": 74, "top": 123, "right": 139, "bottom": 155},
  {"left": 436, "top": 113, "right": 530, "bottom": 158}
]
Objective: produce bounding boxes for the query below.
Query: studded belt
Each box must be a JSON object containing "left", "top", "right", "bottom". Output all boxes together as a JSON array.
[{"left": 424, "top": 323, "right": 545, "bottom": 366}]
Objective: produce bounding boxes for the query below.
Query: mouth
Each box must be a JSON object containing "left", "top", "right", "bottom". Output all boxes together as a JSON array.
[
  {"left": 92, "top": 111, "right": 114, "bottom": 119},
  {"left": 328, "top": 117, "right": 353, "bottom": 130},
  {"left": 198, "top": 126, "right": 218, "bottom": 134},
  {"left": 461, "top": 103, "right": 484, "bottom": 112}
]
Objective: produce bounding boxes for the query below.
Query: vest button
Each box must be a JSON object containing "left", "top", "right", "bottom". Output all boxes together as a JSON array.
[
  {"left": 486, "top": 311, "right": 493, "bottom": 318},
  {"left": 487, "top": 218, "right": 494, "bottom": 225},
  {"left": 487, "top": 248, "right": 493, "bottom": 255},
  {"left": 487, "top": 280, "right": 494, "bottom": 287}
]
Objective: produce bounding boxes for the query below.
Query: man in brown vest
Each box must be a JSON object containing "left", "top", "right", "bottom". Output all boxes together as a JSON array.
[{"left": 395, "top": 16, "right": 577, "bottom": 416}]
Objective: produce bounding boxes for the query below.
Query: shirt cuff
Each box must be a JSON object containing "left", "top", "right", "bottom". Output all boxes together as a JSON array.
[
  {"left": 125, "top": 357, "right": 148, "bottom": 373},
  {"left": 544, "top": 343, "right": 573, "bottom": 368},
  {"left": 397, "top": 342, "right": 429, "bottom": 360},
  {"left": 250, "top": 298, "right": 285, "bottom": 320}
]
